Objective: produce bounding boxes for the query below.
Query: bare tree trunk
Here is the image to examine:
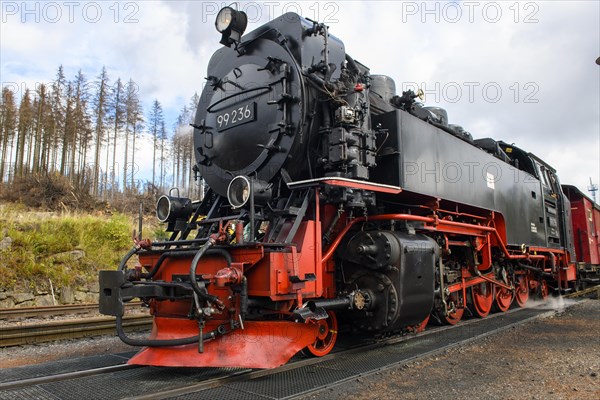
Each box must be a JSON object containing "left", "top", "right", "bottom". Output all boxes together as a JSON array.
[
  {"left": 0, "top": 88, "right": 18, "bottom": 182},
  {"left": 111, "top": 78, "right": 124, "bottom": 199},
  {"left": 159, "top": 121, "right": 165, "bottom": 189},
  {"left": 131, "top": 124, "right": 136, "bottom": 191},
  {"left": 104, "top": 129, "right": 110, "bottom": 201},
  {"left": 123, "top": 122, "right": 129, "bottom": 192},
  {"left": 32, "top": 85, "right": 46, "bottom": 174},
  {"left": 15, "top": 90, "right": 32, "bottom": 178},
  {"left": 92, "top": 67, "right": 109, "bottom": 197},
  {"left": 60, "top": 84, "right": 74, "bottom": 176}
]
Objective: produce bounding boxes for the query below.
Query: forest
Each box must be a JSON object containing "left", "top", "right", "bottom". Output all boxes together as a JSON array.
[{"left": 0, "top": 65, "right": 202, "bottom": 210}]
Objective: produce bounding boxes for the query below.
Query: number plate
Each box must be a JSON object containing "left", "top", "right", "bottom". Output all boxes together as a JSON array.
[{"left": 215, "top": 102, "right": 256, "bottom": 132}]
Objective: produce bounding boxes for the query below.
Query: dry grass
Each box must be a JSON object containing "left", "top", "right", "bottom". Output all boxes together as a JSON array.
[{"left": 0, "top": 203, "right": 166, "bottom": 290}]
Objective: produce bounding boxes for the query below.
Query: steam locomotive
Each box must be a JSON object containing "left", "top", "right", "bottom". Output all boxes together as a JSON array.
[{"left": 99, "top": 8, "right": 599, "bottom": 368}]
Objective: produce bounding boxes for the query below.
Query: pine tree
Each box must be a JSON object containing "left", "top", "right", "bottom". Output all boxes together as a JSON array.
[
  {"left": 60, "top": 82, "right": 75, "bottom": 176},
  {"left": 172, "top": 104, "right": 190, "bottom": 190},
  {"left": 148, "top": 99, "right": 164, "bottom": 189},
  {"left": 70, "top": 70, "right": 91, "bottom": 183},
  {"left": 31, "top": 84, "right": 47, "bottom": 174},
  {"left": 109, "top": 78, "right": 125, "bottom": 197},
  {"left": 40, "top": 95, "right": 56, "bottom": 174},
  {"left": 159, "top": 119, "right": 167, "bottom": 189},
  {"left": 91, "top": 67, "right": 110, "bottom": 197},
  {"left": 49, "top": 65, "right": 67, "bottom": 173},
  {"left": 15, "top": 89, "right": 33, "bottom": 177},
  {"left": 123, "top": 79, "right": 142, "bottom": 192},
  {"left": 171, "top": 122, "right": 179, "bottom": 188},
  {"left": 130, "top": 103, "right": 144, "bottom": 192},
  {"left": 0, "top": 88, "right": 18, "bottom": 182}
]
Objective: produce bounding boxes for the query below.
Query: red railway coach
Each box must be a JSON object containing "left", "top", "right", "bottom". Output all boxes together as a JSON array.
[{"left": 562, "top": 185, "right": 600, "bottom": 286}]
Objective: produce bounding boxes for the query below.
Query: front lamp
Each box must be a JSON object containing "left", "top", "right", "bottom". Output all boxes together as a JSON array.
[
  {"left": 227, "top": 175, "right": 272, "bottom": 209},
  {"left": 215, "top": 6, "right": 247, "bottom": 47},
  {"left": 156, "top": 195, "right": 193, "bottom": 223},
  {"left": 227, "top": 176, "right": 251, "bottom": 209}
]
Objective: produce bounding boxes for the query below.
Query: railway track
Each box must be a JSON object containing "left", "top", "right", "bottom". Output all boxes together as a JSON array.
[
  {"left": 564, "top": 285, "right": 600, "bottom": 299},
  {"left": 0, "top": 314, "right": 152, "bottom": 347},
  {"left": 2, "top": 296, "right": 592, "bottom": 400},
  {"left": 0, "top": 301, "right": 143, "bottom": 320}
]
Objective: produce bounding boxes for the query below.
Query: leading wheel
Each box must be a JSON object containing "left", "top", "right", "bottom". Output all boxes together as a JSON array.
[
  {"left": 471, "top": 282, "right": 493, "bottom": 318},
  {"left": 515, "top": 275, "right": 529, "bottom": 307},
  {"left": 303, "top": 311, "right": 338, "bottom": 357}
]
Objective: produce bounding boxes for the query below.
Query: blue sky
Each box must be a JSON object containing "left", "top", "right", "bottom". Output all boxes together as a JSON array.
[{"left": 1, "top": 1, "right": 599, "bottom": 196}]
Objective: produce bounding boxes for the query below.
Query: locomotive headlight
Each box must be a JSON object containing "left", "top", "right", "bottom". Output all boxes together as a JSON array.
[
  {"left": 156, "top": 195, "right": 193, "bottom": 223},
  {"left": 227, "top": 176, "right": 251, "bottom": 209},
  {"left": 215, "top": 7, "right": 233, "bottom": 32},
  {"left": 227, "top": 176, "right": 273, "bottom": 209},
  {"left": 215, "top": 6, "right": 247, "bottom": 47}
]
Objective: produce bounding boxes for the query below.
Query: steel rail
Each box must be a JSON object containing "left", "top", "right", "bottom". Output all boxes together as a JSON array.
[
  {"left": 0, "top": 314, "right": 152, "bottom": 347},
  {"left": 0, "top": 364, "right": 139, "bottom": 391},
  {"left": 564, "top": 285, "right": 600, "bottom": 298},
  {"left": 0, "top": 301, "right": 143, "bottom": 320}
]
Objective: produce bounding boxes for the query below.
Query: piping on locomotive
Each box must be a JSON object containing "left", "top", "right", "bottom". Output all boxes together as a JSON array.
[{"left": 98, "top": 7, "right": 598, "bottom": 368}]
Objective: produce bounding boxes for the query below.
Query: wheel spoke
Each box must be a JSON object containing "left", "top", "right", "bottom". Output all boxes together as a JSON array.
[
  {"left": 515, "top": 276, "right": 529, "bottom": 307},
  {"left": 493, "top": 285, "right": 513, "bottom": 312},
  {"left": 471, "top": 282, "right": 493, "bottom": 318},
  {"left": 304, "top": 311, "right": 338, "bottom": 357}
]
